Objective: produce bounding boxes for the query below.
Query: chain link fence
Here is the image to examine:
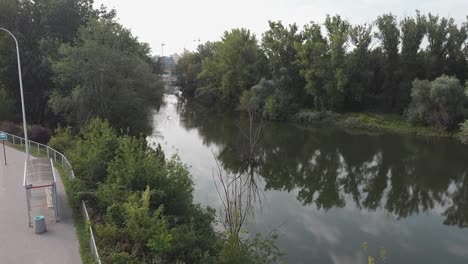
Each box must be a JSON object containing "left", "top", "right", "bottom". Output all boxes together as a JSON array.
[{"left": 1, "top": 131, "right": 101, "bottom": 264}]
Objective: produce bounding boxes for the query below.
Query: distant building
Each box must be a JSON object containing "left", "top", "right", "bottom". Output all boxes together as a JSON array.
[
  {"left": 153, "top": 56, "right": 175, "bottom": 73},
  {"left": 160, "top": 56, "right": 175, "bottom": 68}
]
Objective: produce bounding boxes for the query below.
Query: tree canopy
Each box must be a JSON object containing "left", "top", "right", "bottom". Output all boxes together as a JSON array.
[
  {"left": 0, "top": 0, "right": 163, "bottom": 134},
  {"left": 176, "top": 12, "right": 468, "bottom": 130},
  {"left": 50, "top": 18, "right": 163, "bottom": 135},
  {"left": 198, "top": 28, "right": 268, "bottom": 107}
]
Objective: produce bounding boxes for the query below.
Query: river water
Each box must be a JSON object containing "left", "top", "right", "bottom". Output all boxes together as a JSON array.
[{"left": 149, "top": 95, "right": 468, "bottom": 264}]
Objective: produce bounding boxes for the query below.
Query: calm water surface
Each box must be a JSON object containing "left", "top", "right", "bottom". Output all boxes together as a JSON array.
[{"left": 149, "top": 95, "right": 468, "bottom": 264}]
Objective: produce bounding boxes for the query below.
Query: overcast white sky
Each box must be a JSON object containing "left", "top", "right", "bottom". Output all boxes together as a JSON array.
[{"left": 93, "top": 0, "right": 467, "bottom": 56}]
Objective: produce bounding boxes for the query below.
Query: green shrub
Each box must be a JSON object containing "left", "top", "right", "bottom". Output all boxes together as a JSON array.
[
  {"left": 52, "top": 118, "right": 283, "bottom": 263},
  {"left": 0, "top": 121, "right": 22, "bottom": 135},
  {"left": 107, "top": 252, "right": 136, "bottom": 264},
  {"left": 264, "top": 95, "right": 280, "bottom": 120},
  {"left": 65, "top": 118, "right": 119, "bottom": 189},
  {"left": 194, "top": 86, "right": 221, "bottom": 106},
  {"left": 48, "top": 126, "right": 75, "bottom": 153},
  {"left": 30, "top": 125, "right": 52, "bottom": 144},
  {"left": 241, "top": 79, "right": 298, "bottom": 121},
  {"left": 219, "top": 233, "right": 283, "bottom": 264},
  {"left": 293, "top": 110, "right": 340, "bottom": 123},
  {"left": 407, "top": 75, "right": 466, "bottom": 130},
  {"left": 457, "top": 120, "right": 468, "bottom": 144}
]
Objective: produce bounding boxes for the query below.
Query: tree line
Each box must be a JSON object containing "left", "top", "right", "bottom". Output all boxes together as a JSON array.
[
  {"left": 0, "top": 0, "right": 163, "bottom": 135},
  {"left": 176, "top": 12, "right": 468, "bottom": 131}
]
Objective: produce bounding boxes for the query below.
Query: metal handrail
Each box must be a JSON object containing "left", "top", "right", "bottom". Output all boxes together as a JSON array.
[{"left": 1, "top": 130, "right": 101, "bottom": 264}]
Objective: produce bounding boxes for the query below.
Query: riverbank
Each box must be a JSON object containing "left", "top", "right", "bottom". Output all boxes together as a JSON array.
[
  {"left": 153, "top": 94, "right": 468, "bottom": 264},
  {"left": 293, "top": 110, "right": 455, "bottom": 138}
]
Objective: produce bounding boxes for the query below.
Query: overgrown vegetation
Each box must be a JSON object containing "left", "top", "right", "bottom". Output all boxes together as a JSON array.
[
  {"left": 49, "top": 118, "right": 283, "bottom": 263},
  {"left": 0, "top": 121, "right": 52, "bottom": 143},
  {"left": 293, "top": 111, "right": 452, "bottom": 137},
  {"left": 407, "top": 75, "right": 466, "bottom": 130},
  {"left": 458, "top": 120, "right": 468, "bottom": 144},
  {"left": 176, "top": 12, "right": 468, "bottom": 134}
]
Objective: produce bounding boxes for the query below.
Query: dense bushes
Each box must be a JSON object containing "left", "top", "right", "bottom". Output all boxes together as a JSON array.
[
  {"left": 51, "top": 118, "right": 218, "bottom": 263},
  {"left": 407, "top": 75, "right": 466, "bottom": 130},
  {"left": 30, "top": 125, "right": 52, "bottom": 144},
  {"left": 47, "top": 127, "right": 74, "bottom": 153},
  {"left": 458, "top": 120, "right": 468, "bottom": 144},
  {"left": 0, "top": 121, "right": 51, "bottom": 144},
  {"left": 293, "top": 110, "right": 341, "bottom": 123},
  {"left": 51, "top": 118, "right": 281, "bottom": 263},
  {"left": 0, "top": 121, "right": 22, "bottom": 136},
  {"left": 240, "top": 79, "right": 297, "bottom": 120}
]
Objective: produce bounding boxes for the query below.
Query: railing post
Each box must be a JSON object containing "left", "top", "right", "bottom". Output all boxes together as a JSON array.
[{"left": 0, "top": 131, "right": 101, "bottom": 263}]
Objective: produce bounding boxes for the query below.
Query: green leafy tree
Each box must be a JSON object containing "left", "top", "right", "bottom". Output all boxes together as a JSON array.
[
  {"left": 346, "top": 23, "right": 374, "bottom": 109},
  {"left": 398, "top": 11, "right": 427, "bottom": 110},
  {"left": 407, "top": 75, "right": 466, "bottom": 129},
  {"left": 176, "top": 51, "right": 203, "bottom": 97},
  {"left": 65, "top": 118, "right": 119, "bottom": 189},
  {"left": 262, "top": 21, "right": 306, "bottom": 116},
  {"left": 445, "top": 19, "right": 468, "bottom": 83},
  {"left": 50, "top": 18, "right": 163, "bottom": 135},
  {"left": 297, "top": 22, "right": 330, "bottom": 110},
  {"left": 324, "top": 15, "right": 351, "bottom": 110},
  {"left": 375, "top": 14, "right": 401, "bottom": 110},
  {"left": 0, "top": 0, "right": 94, "bottom": 123},
  {"left": 457, "top": 120, "right": 468, "bottom": 144},
  {"left": 422, "top": 14, "right": 468, "bottom": 82},
  {"left": 424, "top": 14, "right": 453, "bottom": 79},
  {"left": 297, "top": 16, "right": 350, "bottom": 111},
  {"left": 199, "top": 28, "right": 268, "bottom": 107},
  {"left": 176, "top": 42, "right": 217, "bottom": 98}
]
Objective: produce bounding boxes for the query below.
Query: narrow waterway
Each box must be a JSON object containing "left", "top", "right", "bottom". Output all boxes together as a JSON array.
[{"left": 149, "top": 94, "right": 468, "bottom": 264}]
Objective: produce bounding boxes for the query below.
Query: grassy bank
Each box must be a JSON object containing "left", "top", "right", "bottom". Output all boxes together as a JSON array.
[{"left": 293, "top": 110, "right": 455, "bottom": 138}]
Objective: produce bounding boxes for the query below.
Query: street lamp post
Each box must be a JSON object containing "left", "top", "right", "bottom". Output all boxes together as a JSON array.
[{"left": 0, "top": 27, "right": 29, "bottom": 161}]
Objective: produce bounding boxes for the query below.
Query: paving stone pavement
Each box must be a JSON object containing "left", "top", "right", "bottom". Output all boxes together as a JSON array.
[{"left": 0, "top": 145, "right": 82, "bottom": 264}]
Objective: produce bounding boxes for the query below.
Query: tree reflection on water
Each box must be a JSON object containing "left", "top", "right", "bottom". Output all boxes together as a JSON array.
[{"left": 177, "top": 100, "right": 468, "bottom": 228}]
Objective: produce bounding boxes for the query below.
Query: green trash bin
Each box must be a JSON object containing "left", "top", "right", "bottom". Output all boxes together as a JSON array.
[{"left": 34, "top": 216, "right": 47, "bottom": 234}]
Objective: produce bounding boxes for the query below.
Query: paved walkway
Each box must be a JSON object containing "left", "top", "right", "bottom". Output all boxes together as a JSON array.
[{"left": 0, "top": 145, "right": 82, "bottom": 264}]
